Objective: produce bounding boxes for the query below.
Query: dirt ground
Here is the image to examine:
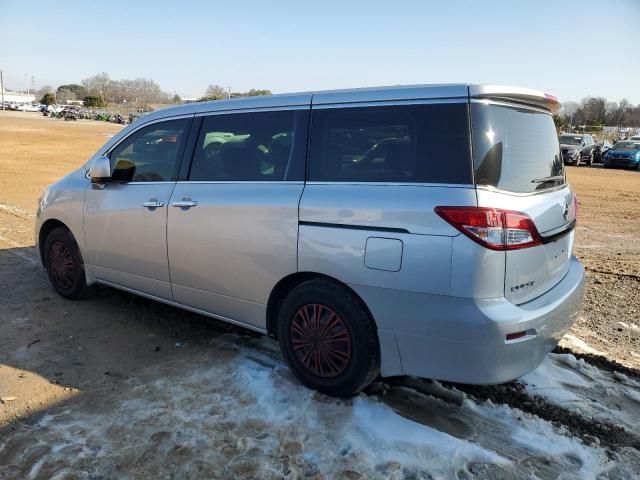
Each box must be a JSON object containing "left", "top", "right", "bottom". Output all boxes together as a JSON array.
[{"left": 1, "top": 111, "right": 639, "bottom": 478}]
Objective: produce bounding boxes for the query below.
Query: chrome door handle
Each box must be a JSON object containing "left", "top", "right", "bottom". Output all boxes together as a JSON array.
[
  {"left": 142, "top": 200, "right": 164, "bottom": 208},
  {"left": 171, "top": 199, "right": 197, "bottom": 208}
]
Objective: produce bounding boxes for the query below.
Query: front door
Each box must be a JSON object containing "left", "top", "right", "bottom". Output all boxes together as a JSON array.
[
  {"left": 167, "top": 108, "right": 309, "bottom": 329},
  {"left": 84, "top": 117, "right": 190, "bottom": 299}
]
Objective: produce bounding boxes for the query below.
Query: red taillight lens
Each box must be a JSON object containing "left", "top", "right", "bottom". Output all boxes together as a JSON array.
[
  {"left": 544, "top": 93, "right": 559, "bottom": 104},
  {"left": 435, "top": 206, "right": 542, "bottom": 251}
]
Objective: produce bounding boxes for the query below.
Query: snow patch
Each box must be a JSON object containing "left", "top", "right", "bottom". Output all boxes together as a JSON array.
[
  {"left": 464, "top": 400, "right": 612, "bottom": 478},
  {"left": 236, "top": 359, "right": 506, "bottom": 475},
  {"left": 562, "top": 333, "right": 604, "bottom": 355},
  {"left": 521, "top": 353, "right": 640, "bottom": 433}
]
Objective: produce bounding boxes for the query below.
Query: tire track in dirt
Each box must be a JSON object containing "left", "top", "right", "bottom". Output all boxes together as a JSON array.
[
  {"left": 584, "top": 267, "right": 640, "bottom": 281},
  {"left": 0, "top": 202, "right": 34, "bottom": 220}
]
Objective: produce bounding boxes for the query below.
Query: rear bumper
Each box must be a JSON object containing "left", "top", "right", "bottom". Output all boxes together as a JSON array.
[
  {"left": 352, "top": 256, "right": 586, "bottom": 384},
  {"left": 604, "top": 158, "right": 638, "bottom": 168},
  {"left": 562, "top": 152, "right": 581, "bottom": 164}
]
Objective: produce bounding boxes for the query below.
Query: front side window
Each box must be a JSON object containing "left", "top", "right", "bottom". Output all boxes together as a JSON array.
[
  {"left": 308, "top": 103, "right": 472, "bottom": 183},
  {"left": 189, "top": 110, "right": 302, "bottom": 181},
  {"left": 109, "top": 119, "right": 188, "bottom": 182}
]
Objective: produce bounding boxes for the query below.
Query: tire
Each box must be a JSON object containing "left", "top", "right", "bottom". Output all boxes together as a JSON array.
[
  {"left": 277, "top": 279, "right": 380, "bottom": 397},
  {"left": 43, "top": 227, "right": 93, "bottom": 300}
]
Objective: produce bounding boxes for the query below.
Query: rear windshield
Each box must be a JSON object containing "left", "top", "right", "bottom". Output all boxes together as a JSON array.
[
  {"left": 471, "top": 103, "right": 564, "bottom": 193},
  {"left": 613, "top": 141, "right": 640, "bottom": 151},
  {"left": 558, "top": 135, "right": 583, "bottom": 146}
]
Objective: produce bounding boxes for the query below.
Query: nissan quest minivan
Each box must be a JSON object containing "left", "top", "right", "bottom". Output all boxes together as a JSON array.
[{"left": 36, "top": 84, "right": 585, "bottom": 396}]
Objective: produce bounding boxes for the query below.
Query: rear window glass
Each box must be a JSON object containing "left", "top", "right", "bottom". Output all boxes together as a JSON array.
[
  {"left": 308, "top": 103, "right": 472, "bottom": 183},
  {"left": 559, "top": 135, "right": 583, "bottom": 146},
  {"left": 471, "top": 103, "right": 564, "bottom": 193}
]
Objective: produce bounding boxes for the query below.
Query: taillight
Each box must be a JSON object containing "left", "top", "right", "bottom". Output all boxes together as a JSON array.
[
  {"left": 544, "top": 93, "right": 559, "bottom": 105},
  {"left": 569, "top": 193, "right": 579, "bottom": 220},
  {"left": 435, "top": 207, "right": 542, "bottom": 251}
]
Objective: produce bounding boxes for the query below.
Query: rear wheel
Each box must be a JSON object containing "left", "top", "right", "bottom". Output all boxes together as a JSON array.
[
  {"left": 277, "top": 279, "right": 380, "bottom": 397},
  {"left": 43, "top": 227, "right": 93, "bottom": 300}
]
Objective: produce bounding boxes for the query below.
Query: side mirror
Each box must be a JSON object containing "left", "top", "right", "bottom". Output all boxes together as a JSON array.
[{"left": 89, "top": 155, "right": 111, "bottom": 183}]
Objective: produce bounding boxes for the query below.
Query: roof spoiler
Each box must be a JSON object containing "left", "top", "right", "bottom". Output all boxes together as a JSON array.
[{"left": 469, "top": 85, "right": 561, "bottom": 113}]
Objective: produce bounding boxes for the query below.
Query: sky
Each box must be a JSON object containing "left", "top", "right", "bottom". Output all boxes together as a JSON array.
[{"left": 1, "top": 0, "right": 639, "bottom": 104}]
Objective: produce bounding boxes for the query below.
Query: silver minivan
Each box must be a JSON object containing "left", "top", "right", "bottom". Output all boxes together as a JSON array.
[{"left": 36, "top": 84, "right": 585, "bottom": 396}]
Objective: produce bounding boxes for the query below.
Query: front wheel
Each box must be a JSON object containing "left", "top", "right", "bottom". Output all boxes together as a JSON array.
[
  {"left": 277, "top": 279, "right": 380, "bottom": 397},
  {"left": 43, "top": 227, "right": 93, "bottom": 300}
]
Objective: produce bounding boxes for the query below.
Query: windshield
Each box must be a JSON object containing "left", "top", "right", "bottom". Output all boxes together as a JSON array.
[
  {"left": 558, "top": 135, "right": 583, "bottom": 146},
  {"left": 471, "top": 103, "right": 564, "bottom": 193},
  {"left": 613, "top": 141, "right": 640, "bottom": 151}
]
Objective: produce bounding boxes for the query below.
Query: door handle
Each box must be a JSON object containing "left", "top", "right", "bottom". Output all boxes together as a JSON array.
[
  {"left": 171, "top": 199, "right": 197, "bottom": 208},
  {"left": 142, "top": 200, "right": 164, "bottom": 208}
]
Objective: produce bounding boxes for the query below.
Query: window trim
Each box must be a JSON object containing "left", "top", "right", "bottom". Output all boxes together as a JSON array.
[
  {"left": 105, "top": 115, "right": 194, "bottom": 184},
  {"left": 311, "top": 98, "right": 468, "bottom": 110}
]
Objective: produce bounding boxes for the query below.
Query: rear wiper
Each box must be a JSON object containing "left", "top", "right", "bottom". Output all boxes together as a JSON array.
[{"left": 531, "top": 175, "right": 565, "bottom": 184}]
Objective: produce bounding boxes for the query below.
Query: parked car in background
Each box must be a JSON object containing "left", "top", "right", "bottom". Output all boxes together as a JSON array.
[
  {"left": 35, "top": 84, "right": 584, "bottom": 396},
  {"left": 18, "top": 104, "right": 42, "bottom": 112},
  {"left": 559, "top": 134, "right": 596, "bottom": 165},
  {"left": 603, "top": 141, "right": 640, "bottom": 169},
  {"left": 629, "top": 135, "right": 640, "bottom": 142},
  {"left": 593, "top": 139, "right": 612, "bottom": 163}
]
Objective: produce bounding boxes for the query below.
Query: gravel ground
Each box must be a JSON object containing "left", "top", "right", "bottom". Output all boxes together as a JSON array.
[{"left": 564, "top": 164, "right": 640, "bottom": 369}]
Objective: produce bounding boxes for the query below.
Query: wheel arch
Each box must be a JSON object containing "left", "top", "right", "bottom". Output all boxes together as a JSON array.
[
  {"left": 266, "top": 271, "right": 379, "bottom": 339},
  {"left": 38, "top": 219, "right": 72, "bottom": 265}
]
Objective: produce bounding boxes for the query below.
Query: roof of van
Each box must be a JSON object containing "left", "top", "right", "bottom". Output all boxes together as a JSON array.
[{"left": 141, "top": 84, "right": 560, "bottom": 123}]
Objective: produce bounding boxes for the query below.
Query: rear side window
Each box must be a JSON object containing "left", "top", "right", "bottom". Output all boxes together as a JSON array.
[
  {"left": 189, "top": 110, "right": 307, "bottom": 181},
  {"left": 308, "top": 103, "right": 472, "bottom": 183},
  {"left": 471, "top": 103, "right": 564, "bottom": 193}
]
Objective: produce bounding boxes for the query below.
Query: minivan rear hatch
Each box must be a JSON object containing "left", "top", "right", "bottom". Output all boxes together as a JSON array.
[{"left": 469, "top": 88, "right": 576, "bottom": 304}]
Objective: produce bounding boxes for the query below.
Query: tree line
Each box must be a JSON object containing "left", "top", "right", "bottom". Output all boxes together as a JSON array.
[
  {"left": 36, "top": 75, "right": 272, "bottom": 108},
  {"left": 37, "top": 73, "right": 175, "bottom": 107},
  {"left": 554, "top": 97, "right": 640, "bottom": 130},
  {"left": 197, "top": 84, "right": 272, "bottom": 102}
]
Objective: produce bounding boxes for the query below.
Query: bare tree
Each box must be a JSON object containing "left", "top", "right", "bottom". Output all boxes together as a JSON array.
[
  {"left": 35, "top": 84, "right": 53, "bottom": 99},
  {"left": 605, "top": 102, "right": 618, "bottom": 124},
  {"left": 81, "top": 73, "right": 111, "bottom": 104},
  {"left": 560, "top": 101, "right": 579, "bottom": 125},
  {"left": 115, "top": 78, "right": 169, "bottom": 104},
  {"left": 205, "top": 84, "right": 227, "bottom": 99},
  {"left": 56, "top": 88, "right": 77, "bottom": 104},
  {"left": 580, "top": 97, "right": 606, "bottom": 124}
]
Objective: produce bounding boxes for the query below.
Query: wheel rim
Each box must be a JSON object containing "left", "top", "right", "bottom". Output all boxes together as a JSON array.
[
  {"left": 49, "top": 241, "right": 75, "bottom": 289},
  {"left": 290, "top": 304, "right": 352, "bottom": 378}
]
